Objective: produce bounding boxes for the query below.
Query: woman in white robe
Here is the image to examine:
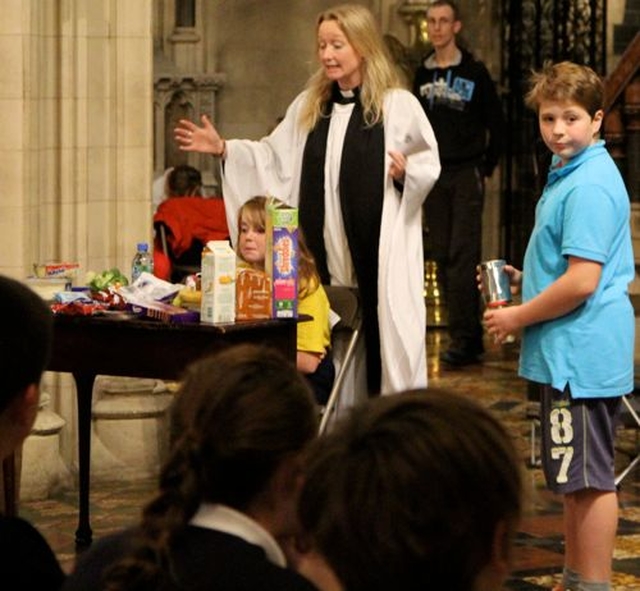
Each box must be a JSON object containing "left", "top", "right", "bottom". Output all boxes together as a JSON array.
[{"left": 176, "top": 4, "right": 440, "bottom": 394}]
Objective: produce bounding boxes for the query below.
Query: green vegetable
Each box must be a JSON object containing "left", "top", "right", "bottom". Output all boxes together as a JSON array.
[{"left": 89, "top": 268, "right": 129, "bottom": 291}]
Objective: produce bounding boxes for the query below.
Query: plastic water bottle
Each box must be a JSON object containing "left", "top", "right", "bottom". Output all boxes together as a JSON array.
[{"left": 131, "top": 242, "right": 153, "bottom": 282}]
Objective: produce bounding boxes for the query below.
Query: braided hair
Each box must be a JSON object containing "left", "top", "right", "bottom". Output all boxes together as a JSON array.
[{"left": 104, "top": 344, "right": 318, "bottom": 591}]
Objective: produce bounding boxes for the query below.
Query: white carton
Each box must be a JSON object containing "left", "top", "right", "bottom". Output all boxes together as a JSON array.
[{"left": 200, "top": 241, "right": 236, "bottom": 324}]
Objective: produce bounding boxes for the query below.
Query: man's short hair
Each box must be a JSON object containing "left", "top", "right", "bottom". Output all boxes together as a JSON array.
[
  {"left": 0, "top": 276, "right": 53, "bottom": 411},
  {"left": 427, "top": 0, "right": 461, "bottom": 21}
]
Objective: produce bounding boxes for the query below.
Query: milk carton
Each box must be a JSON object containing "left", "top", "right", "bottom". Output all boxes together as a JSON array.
[
  {"left": 200, "top": 241, "right": 236, "bottom": 324},
  {"left": 265, "top": 202, "right": 298, "bottom": 318}
]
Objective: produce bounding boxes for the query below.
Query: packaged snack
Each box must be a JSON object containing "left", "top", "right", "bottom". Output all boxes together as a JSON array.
[
  {"left": 236, "top": 267, "right": 271, "bottom": 320},
  {"left": 265, "top": 202, "right": 298, "bottom": 318},
  {"left": 127, "top": 299, "right": 199, "bottom": 323},
  {"left": 33, "top": 262, "right": 80, "bottom": 279}
]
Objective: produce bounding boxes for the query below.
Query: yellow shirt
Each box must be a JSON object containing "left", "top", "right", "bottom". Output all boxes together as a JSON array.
[{"left": 297, "top": 281, "right": 331, "bottom": 354}]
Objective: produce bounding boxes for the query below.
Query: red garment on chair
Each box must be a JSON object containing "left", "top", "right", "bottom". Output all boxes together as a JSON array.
[
  {"left": 153, "top": 249, "right": 172, "bottom": 281},
  {"left": 154, "top": 197, "right": 229, "bottom": 258}
]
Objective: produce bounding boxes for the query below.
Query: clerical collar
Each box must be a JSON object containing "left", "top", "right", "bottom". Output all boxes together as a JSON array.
[{"left": 332, "top": 84, "right": 359, "bottom": 104}]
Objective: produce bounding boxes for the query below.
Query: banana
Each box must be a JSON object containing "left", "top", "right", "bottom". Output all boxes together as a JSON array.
[{"left": 178, "top": 289, "right": 202, "bottom": 305}]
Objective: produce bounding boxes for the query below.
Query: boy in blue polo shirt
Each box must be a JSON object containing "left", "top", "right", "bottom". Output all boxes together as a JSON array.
[{"left": 483, "top": 62, "right": 634, "bottom": 591}]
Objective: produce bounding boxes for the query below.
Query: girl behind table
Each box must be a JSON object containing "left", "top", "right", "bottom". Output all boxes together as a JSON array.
[{"left": 237, "top": 196, "right": 334, "bottom": 406}]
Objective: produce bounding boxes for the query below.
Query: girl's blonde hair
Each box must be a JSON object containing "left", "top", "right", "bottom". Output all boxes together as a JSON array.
[
  {"left": 299, "top": 3, "right": 402, "bottom": 130},
  {"left": 237, "top": 196, "right": 322, "bottom": 298}
]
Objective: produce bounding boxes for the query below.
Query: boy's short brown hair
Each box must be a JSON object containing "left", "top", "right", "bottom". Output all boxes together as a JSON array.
[{"left": 525, "top": 61, "right": 603, "bottom": 117}]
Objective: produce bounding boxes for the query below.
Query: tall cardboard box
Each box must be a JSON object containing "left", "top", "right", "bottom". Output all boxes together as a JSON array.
[
  {"left": 265, "top": 202, "right": 298, "bottom": 318},
  {"left": 200, "top": 241, "right": 236, "bottom": 324}
]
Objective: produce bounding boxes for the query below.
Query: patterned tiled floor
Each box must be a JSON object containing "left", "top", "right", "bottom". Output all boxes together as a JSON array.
[{"left": 18, "top": 326, "right": 640, "bottom": 589}]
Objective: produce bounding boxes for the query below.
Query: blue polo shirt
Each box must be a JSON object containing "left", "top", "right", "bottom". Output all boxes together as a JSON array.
[{"left": 519, "top": 140, "right": 635, "bottom": 398}]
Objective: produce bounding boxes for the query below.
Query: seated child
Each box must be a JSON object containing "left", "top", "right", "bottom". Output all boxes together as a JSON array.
[
  {"left": 296, "top": 388, "right": 524, "bottom": 591},
  {"left": 153, "top": 165, "right": 229, "bottom": 282},
  {"left": 236, "top": 196, "right": 334, "bottom": 405},
  {"left": 61, "top": 344, "right": 319, "bottom": 591}
]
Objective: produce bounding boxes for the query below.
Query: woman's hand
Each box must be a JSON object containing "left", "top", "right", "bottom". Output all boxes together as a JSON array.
[
  {"left": 388, "top": 150, "right": 406, "bottom": 182},
  {"left": 174, "top": 114, "right": 226, "bottom": 157}
]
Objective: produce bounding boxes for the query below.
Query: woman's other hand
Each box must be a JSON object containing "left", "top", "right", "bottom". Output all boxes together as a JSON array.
[{"left": 388, "top": 150, "right": 406, "bottom": 182}]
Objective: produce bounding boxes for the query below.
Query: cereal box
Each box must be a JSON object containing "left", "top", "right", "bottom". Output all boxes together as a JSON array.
[
  {"left": 265, "top": 202, "right": 298, "bottom": 318},
  {"left": 200, "top": 241, "right": 236, "bottom": 324}
]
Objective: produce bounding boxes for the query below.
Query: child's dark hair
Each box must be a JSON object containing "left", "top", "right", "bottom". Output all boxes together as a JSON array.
[
  {"left": 104, "top": 344, "right": 318, "bottom": 591},
  {"left": 525, "top": 61, "right": 604, "bottom": 117},
  {"left": 0, "top": 276, "right": 53, "bottom": 412},
  {"left": 166, "top": 164, "right": 202, "bottom": 197},
  {"left": 298, "top": 389, "right": 523, "bottom": 591},
  {"left": 237, "top": 196, "right": 322, "bottom": 298}
]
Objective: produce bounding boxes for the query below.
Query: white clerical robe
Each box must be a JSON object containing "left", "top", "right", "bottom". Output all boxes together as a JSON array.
[{"left": 220, "top": 88, "right": 440, "bottom": 393}]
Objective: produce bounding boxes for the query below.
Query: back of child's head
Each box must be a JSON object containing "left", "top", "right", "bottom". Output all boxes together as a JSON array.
[
  {"left": 525, "top": 61, "right": 603, "bottom": 117},
  {"left": 105, "top": 344, "right": 318, "bottom": 591},
  {"left": 168, "top": 343, "right": 317, "bottom": 507},
  {"left": 298, "top": 388, "right": 523, "bottom": 591},
  {"left": 0, "top": 275, "right": 53, "bottom": 412},
  {"left": 166, "top": 164, "right": 202, "bottom": 197}
]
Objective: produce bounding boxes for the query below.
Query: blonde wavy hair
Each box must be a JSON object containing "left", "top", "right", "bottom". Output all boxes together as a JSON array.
[{"left": 299, "top": 4, "right": 402, "bottom": 130}]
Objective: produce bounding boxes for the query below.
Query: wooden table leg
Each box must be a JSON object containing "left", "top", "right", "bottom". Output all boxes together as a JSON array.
[{"left": 73, "top": 372, "right": 96, "bottom": 550}]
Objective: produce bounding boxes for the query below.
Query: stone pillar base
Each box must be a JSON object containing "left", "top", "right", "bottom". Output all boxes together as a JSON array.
[
  {"left": 20, "top": 394, "right": 72, "bottom": 501},
  {"left": 90, "top": 377, "right": 174, "bottom": 482}
]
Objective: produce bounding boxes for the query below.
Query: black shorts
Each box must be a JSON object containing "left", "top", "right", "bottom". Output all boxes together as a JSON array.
[{"left": 539, "top": 384, "right": 622, "bottom": 494}]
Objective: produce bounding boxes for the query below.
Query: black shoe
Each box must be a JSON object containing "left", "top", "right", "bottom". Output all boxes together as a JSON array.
[{"left": 439, "top": 348, "right": 482, "bottom": 367}]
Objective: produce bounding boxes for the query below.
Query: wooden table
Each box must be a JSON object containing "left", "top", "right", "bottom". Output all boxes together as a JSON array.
[{"left": 44, "top": 313, "right": 297, "bottom": 549}]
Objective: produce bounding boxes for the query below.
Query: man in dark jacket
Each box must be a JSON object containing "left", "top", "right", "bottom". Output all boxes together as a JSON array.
[{"left": 414, "top": 0, "right": 504, "bottom": 366}]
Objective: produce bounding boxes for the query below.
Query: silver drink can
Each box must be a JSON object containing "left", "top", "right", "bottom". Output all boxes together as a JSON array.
[{"left": 480, "top": 259, "right": 512, "bottom": 308}]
